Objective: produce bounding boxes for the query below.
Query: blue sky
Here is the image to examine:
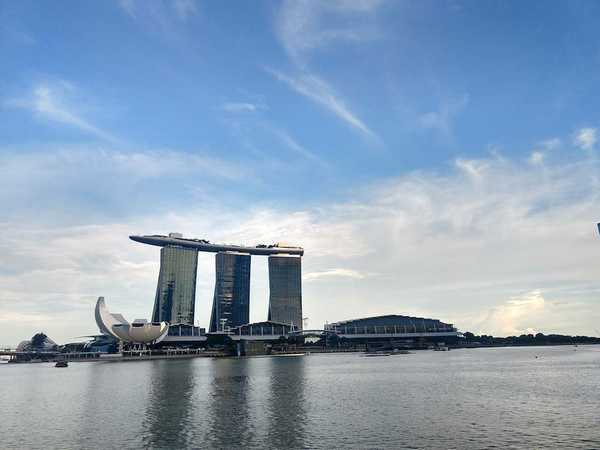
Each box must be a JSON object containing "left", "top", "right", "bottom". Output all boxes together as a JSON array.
[{"left": 1, "top": 0, "right": 600, "bottom": 344}]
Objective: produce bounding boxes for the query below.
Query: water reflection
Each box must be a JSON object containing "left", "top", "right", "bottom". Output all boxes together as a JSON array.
[
  {"left": 3, "top": 348, "right": 600, "bottom": 449},
  {"left": 203, "top": 359, "right": 255, "bottom": 448},
  {"left": 202, "top": 356, "right": 308, "bottom": 448},
  {"left": 265, "top": 356, "right": 307, "bottom": 448},
  {"left": 142, "top": 360, "right": 195, "bottom": 449}
]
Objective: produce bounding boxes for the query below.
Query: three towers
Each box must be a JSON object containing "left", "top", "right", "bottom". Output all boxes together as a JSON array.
[{"left": 132, "top": 234, "right": 303, "bottom": 331}]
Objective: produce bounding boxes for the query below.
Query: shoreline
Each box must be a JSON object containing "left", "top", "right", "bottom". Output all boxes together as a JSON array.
[{"left": 2, "top": 343, "right": 598, "bottom": 365}]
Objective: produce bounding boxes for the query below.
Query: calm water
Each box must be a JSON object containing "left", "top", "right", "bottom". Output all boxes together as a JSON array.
[{"left": 1, "top": 346, "right": 600, "bottom": 449}]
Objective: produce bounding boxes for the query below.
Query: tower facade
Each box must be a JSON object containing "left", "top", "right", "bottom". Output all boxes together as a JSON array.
[
  {"left": 268, "top": 255, "right": 302, "bottom": 330},
  {"left": 209, "top": 252, "right": 251, "bottom": 332},
  {"left": 152, "top": 246, "right": 198, "bottom": 325}
]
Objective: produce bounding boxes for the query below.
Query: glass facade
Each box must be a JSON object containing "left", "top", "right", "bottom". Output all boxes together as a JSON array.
[
  {"left": 152, "top": 246, "right": 198, "bottom": 325},
  {"left": 209, "top": 252, "right": 251, "bottom": 332},
  {"left": 268, "top": 255, "right": 302, "bottom": 330}
]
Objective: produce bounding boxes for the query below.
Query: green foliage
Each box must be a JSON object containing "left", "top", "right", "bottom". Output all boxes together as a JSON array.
[{"left": 461, "top": 331, "right": 600, "bottom": 346}]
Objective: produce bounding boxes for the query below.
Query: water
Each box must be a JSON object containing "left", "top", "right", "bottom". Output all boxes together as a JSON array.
[{"left": 1, "top": 346, "right": 599, "bottom": 449}]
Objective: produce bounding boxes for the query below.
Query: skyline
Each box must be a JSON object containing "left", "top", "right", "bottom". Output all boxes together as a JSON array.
[{"left": 2, "top": 0, "right": 600, "bottom": 344}]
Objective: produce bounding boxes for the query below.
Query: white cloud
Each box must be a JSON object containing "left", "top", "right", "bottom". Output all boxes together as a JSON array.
[
  {"left": 471, "top": 289, "right": 597, "bottom": 337},
  {"left": 172, "top": 0, "right": 198, "bottom": 21},
  {"left": 0, "top": 148, "right": 253, "bottom": 223},
  {"left": 528, "top": 151, "right": 545, "bottom": 165},
  {"left": 276, "top": 0, "right": 383, "bottom": 65},
  {"left": 455, "top": 158, "right": 489, "bottom": 178},
  {"left": 574, "top": 127, "right": 596, "bottom": 150},
  {"left": 267, "top": 68, "right": 378, "bottom": 140},
  {"left": 118, "top": 0, "right": 198, "bottom": 21},
  {"left": 477, "top": 290, "right": 546, "bottom": 336},
  {"left": 539, "top": 138, "right": 561, "bottom": 150},
  {"left": 221, "top": 102, "right": 264, "bottom": 113},
  {"left": 304, "top": 268, "right": 368, "bottom": 282},
  {"left": 270, "top": 1, "right": 382, "bottom": 144},
  {"left": 4, "top": 83, "right": 117, "bottom": 143},
  {"left": 2, "top": 151, "right": 600, "bottom": 344},
  {"left": 117, "top": 0, "right": 199, "bottom": 41},
  {"left": 417, "top": 95, "right": 469, "bottom": 136},
  {"left": 269, "top": 127, "right": 324, "bottom": 163}
]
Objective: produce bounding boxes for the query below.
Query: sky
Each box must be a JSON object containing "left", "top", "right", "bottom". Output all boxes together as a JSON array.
[{"left": 1, "top": 0, "right": 600, "bottom": 345}]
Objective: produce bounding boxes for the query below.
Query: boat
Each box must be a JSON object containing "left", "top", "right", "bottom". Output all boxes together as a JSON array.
[
  {"left": 434, "top": 346, "right": 449, "bottom": 351},
  {"left": 55, "top": 360, "right": 68, "bottom": 368},
  {"left": 363, "top": 351, "right": 391, "bottom": 357}
]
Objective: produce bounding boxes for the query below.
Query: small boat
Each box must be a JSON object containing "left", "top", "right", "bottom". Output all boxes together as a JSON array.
[
  {"left": 55, "top": 360, "right": 68, "bottom": 368},
  {"left": 363, "top": 352, "right": 391, "bottom": 357},
  {"left": 434, "top": 346, "right": 449, "bottom": 351}
]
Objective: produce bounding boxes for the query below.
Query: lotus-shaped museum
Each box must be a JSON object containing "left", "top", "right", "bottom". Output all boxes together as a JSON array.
[{"left": 95, "top": 297, "right": 169, "bottom": 344}]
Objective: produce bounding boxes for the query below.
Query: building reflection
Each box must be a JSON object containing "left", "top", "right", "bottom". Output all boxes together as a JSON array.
[
  {"left": 142, "top": 359, "right": 195, "bottom": 449},
  {"left": 127, "top": 355, "right": 308, "bottom": 448},
  {"left": 203, "top": 359, "right": 254, "bottom": 448},
  {"left": 202, "top": 356, "right": 308, "bottom": 448},
  {"left": 265, "top": 356, "right": 308, "bottom": 448}
]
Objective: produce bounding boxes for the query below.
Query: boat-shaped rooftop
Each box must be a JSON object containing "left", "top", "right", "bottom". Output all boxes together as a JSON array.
[{"left": 130, "top": 234, "right": 304, "bottom": 256}]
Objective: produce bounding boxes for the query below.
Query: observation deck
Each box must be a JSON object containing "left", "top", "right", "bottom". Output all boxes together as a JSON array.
[{"left": 130, "top": 234, "right": 304, "bottom": 256}]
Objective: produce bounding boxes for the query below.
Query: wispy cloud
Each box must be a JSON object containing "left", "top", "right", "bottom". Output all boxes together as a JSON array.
[
  {"left": 117, "top": 0, "right": 199, "bottom": 42},
  {"left": 574, "top": 127, "right": 596, "bottom": 150},
  {"left": 267, "top": 68, "right": 377, "bottom": 140},
  {"left": 539, "top": 138, "right": 561, "bottom": 150},
  {"left": 304, "top": 268, "right": 369, "bottom": 282},
  {"left": 417, "top": 95, "right": 469, "bottom": 136},
  {"left": 172, "top": 0, "right": 198, "bottom": 21},
  {"left": 268, "top": 126, "right": 324, "bottom": 163},
  {"left": 276, "top": 0, "right": 383, "bottom": 65},
  {"left": 118, "top": 0, "right": 198, "bottom": 21},
  {"left": 4, "top": 83, "right": 117, "bottom": 143},
  {"left": 528, "top": 151, "right": 545, "bottom": 165},
  {"left": 454, "top": 158, "right": 490, "bottom": 178},
  {"left": 528, "top": 138, "right": 561, "bottom": 166},
  {"left": 269, "top": 0, "right": 382, "bottom": 143},
  {"left": 221, "top": 102, "right": 265, "bottom": 113},
  {"left": 0, "top": 148, "right": 253, "bottom": 223},
  {"left": 2, "top": 146, "right": 600, "bottom": 343}
]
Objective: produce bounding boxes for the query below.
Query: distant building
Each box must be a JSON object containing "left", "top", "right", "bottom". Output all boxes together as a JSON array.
[
  {"left": 268, "top": 255, "right": 302, "bottom": 330},
  {"left": 324, "top": 314, "right": 459, "bottom": 345},
  {"left": 209, "top": 252, "right": 251, "bottom": 332},
  {"left": 152, "top": 244, "right": 198, "bottom": 325},
  {"left": 325, "top": 314, "right": 457, "bottom": 334}
]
